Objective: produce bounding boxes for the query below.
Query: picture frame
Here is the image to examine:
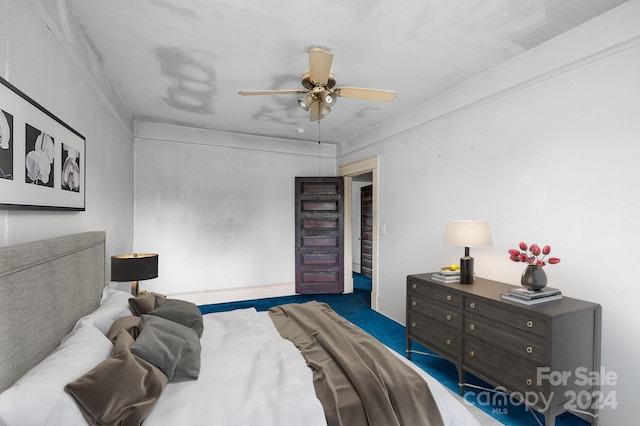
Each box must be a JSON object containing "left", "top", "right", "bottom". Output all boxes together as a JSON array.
[{"left": 0, "top": 76, "right": 85, "bottom": 211}]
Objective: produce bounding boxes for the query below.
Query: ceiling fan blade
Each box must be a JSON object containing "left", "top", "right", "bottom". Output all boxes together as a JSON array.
[
  {"left": 308, "top": 48, "right": 333, "bottom": 86},
  {"left": 309, "top": 101, "right": 322, "bottom": 122},
  {"left": 335, "top": 86, "right": 397, "bottom": 102},
  {"left": 238, "top": 90, "right": 306, "bottom": 96}
]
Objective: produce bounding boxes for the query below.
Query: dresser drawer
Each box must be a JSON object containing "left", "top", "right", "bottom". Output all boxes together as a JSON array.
[
  {"left": 465, "top": 296, "right": 547, "bottom": 337},
  {"left": 463, "top": 335, "right": 545, "bottom": 396},
  {"left": 408, "top": 280, "right": 461, "bottom": 308},
  {"left": 464, "top": 312, "right": 546, "bottom": 365},
  {"left": 408, "top": 311, "right": 460, "bottom": 357},
  {"left": 409, "top": 293, "right": 460, "bottom": 329}
]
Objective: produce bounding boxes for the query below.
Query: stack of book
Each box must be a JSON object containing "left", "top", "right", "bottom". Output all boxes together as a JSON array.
[
  {"left": 500, "top": 287, "right": 563, "bottom": 305},
  {"left": 430, "top": 271, "right": 460, "bottom": 283}
]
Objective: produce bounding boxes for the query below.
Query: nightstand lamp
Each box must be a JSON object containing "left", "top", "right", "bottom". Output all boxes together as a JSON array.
[
  {"left": 444, "top": 220, "right": 492, "bottom": 284},
  {"left": 111, "top": 253, "right": 158, "bottom": 296}
]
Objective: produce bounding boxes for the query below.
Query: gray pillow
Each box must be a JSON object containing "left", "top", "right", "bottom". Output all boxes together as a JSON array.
[
  {"left": 150, "top": 298, "right": 204, "bottom": 338},
  {"left": 130, "top": 315, "right": 201, "bottom": 381}
]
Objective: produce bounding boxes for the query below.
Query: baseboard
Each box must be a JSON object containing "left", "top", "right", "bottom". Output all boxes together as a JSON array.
[
  {"left": 376, "top": 295, "right": 405, "bottom": 325},
  {"left": 167, "top": 282, "right": 296, "bottom": 306}
]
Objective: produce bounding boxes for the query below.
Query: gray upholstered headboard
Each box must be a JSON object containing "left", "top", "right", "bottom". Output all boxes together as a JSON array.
[{"left": 0, "top": 231, "right": 106, "bottom": 392}]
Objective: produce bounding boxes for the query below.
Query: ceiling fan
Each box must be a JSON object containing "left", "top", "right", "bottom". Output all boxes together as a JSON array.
[{"left": 239, "top": 47, "right": 397, "bottom": 121}]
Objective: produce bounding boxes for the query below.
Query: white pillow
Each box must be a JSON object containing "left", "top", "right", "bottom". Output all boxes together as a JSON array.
[
  {"left": 100, "top": 287, "right": 132, "bottom": 307},
  {"left": 75, "top": 288, "right": 132, "bottom": 335},
  {"left": 100, "top": 286, "right": 126, "bottom": 304},
  {"left": 0, "top": 325, "right": 113, "bottom": 425}
]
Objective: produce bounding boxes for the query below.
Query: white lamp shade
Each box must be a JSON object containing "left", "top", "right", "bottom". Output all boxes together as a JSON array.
[{"left": 443, "top": 220, "right": 493, "bottom": 247}]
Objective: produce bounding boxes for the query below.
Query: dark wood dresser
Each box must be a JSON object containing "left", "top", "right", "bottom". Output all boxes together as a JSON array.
[{"left": 406, "top": 273, "right": 601, "bottom": 426}]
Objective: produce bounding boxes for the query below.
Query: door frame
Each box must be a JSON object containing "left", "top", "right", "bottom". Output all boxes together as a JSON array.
[{"left": 339, "top": 155, "right": 379, "bottom": 311}]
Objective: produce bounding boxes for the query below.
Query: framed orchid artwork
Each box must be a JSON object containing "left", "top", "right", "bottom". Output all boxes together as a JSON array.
[{"left": 0, "top": 76, "right": 85, "bottom": 210}]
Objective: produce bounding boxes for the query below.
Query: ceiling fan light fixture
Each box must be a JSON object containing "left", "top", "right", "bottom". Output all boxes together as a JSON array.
[
  {"left": 297, "top": 98, "right": 310, "bottom": 111},
  {"left": 318, "top": 102, "right": 331, "bottom": 117},
  {"left": 298, "top": 93, "right": 314, "bottom": 111},
  {"left": 319, "top": 89, "right": 337, "bottom": 106}
]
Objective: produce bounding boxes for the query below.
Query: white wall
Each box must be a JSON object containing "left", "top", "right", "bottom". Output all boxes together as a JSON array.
[
  {"left": 133, "top": 122, "right": 337, "bottom": 302},
  {"left": 0, "top": 1, "right": 134, "bottom": 267},
  {"left": 338, "top": 2, "right": 640, "bottom": 424}
]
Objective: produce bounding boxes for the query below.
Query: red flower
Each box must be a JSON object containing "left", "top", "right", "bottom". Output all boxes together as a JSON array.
[{"left": 508, "top": 242, "right": 560, "bottom": 267}]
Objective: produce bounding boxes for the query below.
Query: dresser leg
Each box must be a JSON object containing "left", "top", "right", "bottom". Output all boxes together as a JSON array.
[
  {"left": 544, "top": 411, "right": 555, "bottom": 426},
  {"left": 406, "top": 338, "right": 412, "bottom": 360}
]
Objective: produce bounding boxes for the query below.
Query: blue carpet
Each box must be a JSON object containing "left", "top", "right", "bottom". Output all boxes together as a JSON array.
[
  {"left": 353, "top": 272, "right": 372, "bottom": 291},
  {"left": 199, "top": 290, "right": 589, "bottom": 426}
]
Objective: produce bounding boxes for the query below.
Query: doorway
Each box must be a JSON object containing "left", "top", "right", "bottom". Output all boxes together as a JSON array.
[
  {"left": 359, "top": 182, "right": 373, "bottom": 279},
  {"left": 339, "top": 156, "right": 379, "bottom": 311}
]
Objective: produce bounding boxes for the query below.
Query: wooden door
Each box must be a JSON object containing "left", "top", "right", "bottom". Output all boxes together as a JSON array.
[
  {"left": 360, "top": 184, "right": 373, "bottom": 278},
  {"left": 295, "top": 177, "right": 344, "bottom": 294}
]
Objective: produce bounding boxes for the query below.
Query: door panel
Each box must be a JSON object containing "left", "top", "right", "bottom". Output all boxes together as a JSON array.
[
  {"left": 295, "top": 177, "right": 344, "bottom": 294},
  {"left": 360, "top": 184, "right": 373, "bottom": 278},
  {"left": 301, "top": 218, "right": 339, "bottom": 230}
]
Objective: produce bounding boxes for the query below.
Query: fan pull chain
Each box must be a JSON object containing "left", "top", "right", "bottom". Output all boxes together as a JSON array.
[{"left": 317, "top": 120, "right": 321, "bottom": 177}]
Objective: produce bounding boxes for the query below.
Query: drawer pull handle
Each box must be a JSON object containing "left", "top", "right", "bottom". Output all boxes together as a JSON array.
[
  {"left": 469, "top": 351, "right": 475, "bottom": 357},
  {"left": 526, "top": 346, "right": 533, "bottom": 354},
  {"left": 526, "top": 320, "right": 534, "bottom": 328},
  {"left": 446, "top": 295, "right": 452, "bottom": 301},
  {"left": 411, "top": 322, "right": 416, "bottom": 328},
  {"left": 412, "top": 301, "right": 417, "bottom": 306},
  {"left": 446, "top": 314, "right": 452, "bottom": 321},
  {"left": 469, "top": 324, "right": 475, "bottom": 330},
  {"left": 446, "top": 339, "right": 451, "bottom": 345},
  {"left": 412, "top": 284, "right": 417, "bottom": 289},
  {"left": 469, "top": 302, "right": 476, "bottom": 309},
  {"left": 526, "top": 379, "right": 532, "bottom": 386}
]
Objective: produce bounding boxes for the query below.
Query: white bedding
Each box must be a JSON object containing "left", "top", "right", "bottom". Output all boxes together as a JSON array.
[
  {"left": 144, "top": 308, "right": 327, "bottom": 426},
  {"left": 0, "top": 290, "right": 480, "bottom": 425},
  {"left": 147, "top": 308, "right": 480, "bottom": 426}
]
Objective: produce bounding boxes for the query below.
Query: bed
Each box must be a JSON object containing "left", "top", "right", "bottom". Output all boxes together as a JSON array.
[{"left": 0, "top": 232, "right": 481, "bottom": 426}]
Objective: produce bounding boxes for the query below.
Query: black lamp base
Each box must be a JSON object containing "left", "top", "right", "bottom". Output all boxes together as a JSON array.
[{"left": 460, "top": 256, "right": 474, "bottom": 284}]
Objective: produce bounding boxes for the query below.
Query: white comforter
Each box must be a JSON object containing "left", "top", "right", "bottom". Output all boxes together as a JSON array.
[
  {"left": 144, "top": 308, "right": 480, "bottom": 426},
  {"left": 143, "top": 308, "right": 327, "bottom": 426}
]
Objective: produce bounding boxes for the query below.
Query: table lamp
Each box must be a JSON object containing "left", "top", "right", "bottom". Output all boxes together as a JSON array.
[
  {"left": 443, "top": 220, "right": 492, "bottom": 284},
  {"left": 111, "top": 253, "right": 158, "bottom": 296}
]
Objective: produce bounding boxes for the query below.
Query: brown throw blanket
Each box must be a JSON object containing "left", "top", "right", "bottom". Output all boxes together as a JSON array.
[
  {"left": 64, "top": 298, "right": 203, "bottom": 426},
  {"left": 65, "top": 327, "right": 168, "bottom": 426},
  {"left": 269, "top": 301, "right": 444, "bottom": 426}
]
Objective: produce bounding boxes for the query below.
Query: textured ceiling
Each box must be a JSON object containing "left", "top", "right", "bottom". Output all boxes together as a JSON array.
[{"left": 65, "top": 0, "right": 627, "bottom": 145}]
